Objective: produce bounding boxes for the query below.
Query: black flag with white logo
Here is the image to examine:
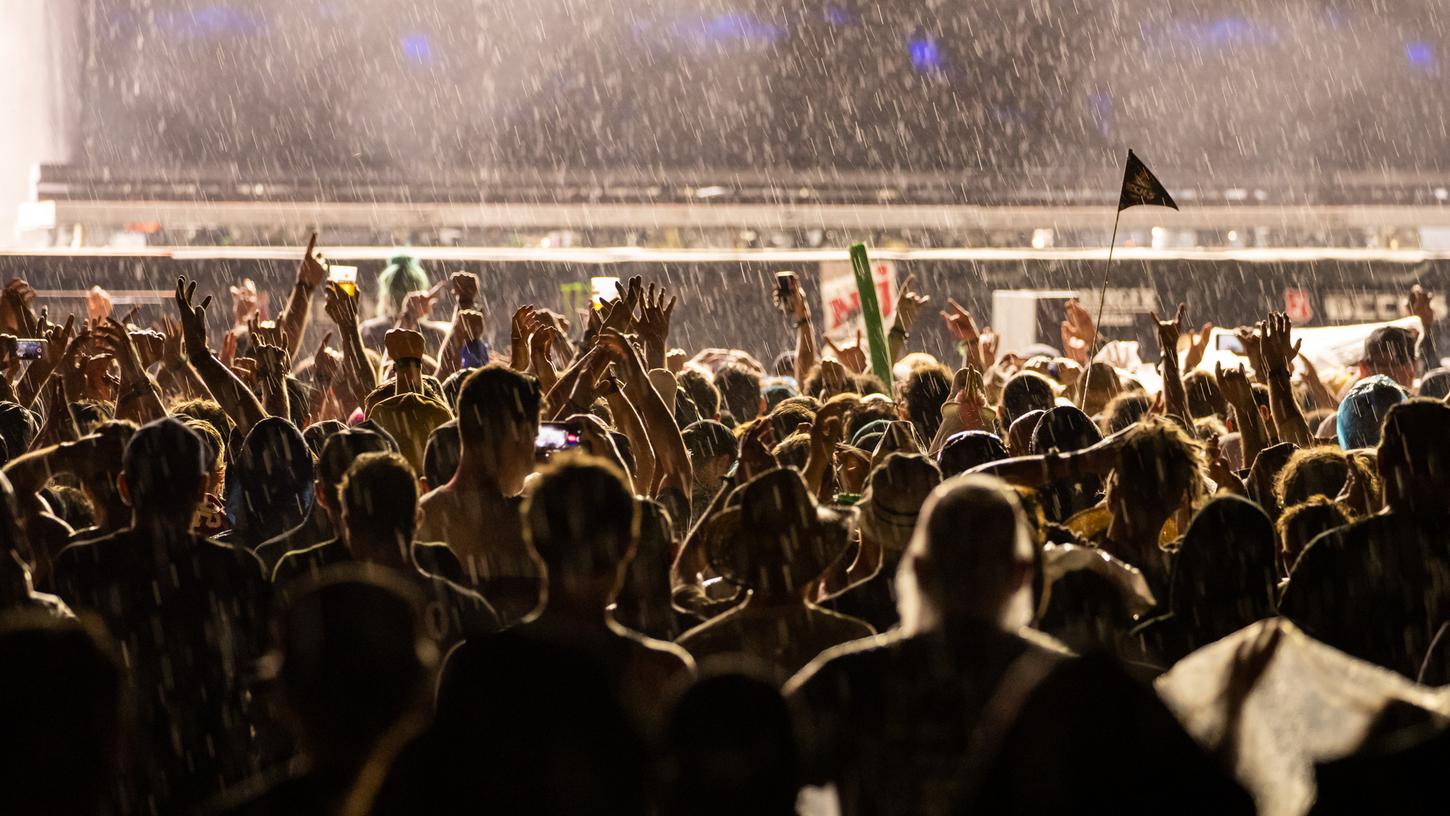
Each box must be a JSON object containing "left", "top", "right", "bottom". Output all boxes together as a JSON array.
[{"left": 1118, "top": 149, "right": 1179, "bottom": 212}]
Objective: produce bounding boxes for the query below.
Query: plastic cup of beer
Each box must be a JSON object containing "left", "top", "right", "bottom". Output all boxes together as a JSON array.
[{"left": 329, "top": 265, "right": 358, "bottom": 297}]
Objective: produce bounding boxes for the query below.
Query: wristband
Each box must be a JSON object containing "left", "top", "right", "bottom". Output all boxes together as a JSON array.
[{"left": 394, "top": 356, "right": 423, "bottom": 368}]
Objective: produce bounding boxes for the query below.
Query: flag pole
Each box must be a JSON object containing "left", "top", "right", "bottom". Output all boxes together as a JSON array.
[{"left": 1078, "top": 208, "right": 1123, "bottom": 408}]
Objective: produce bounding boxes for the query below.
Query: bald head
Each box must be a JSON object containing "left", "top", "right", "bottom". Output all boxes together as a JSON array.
[{"left": 896, "top": 475, "right": 1034, "bottom": 632}]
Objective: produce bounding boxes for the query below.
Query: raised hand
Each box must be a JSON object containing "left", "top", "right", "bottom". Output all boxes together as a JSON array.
[
  {"left": 1184, "top": 321, "right": 1215, "bottom": 372},
  {"left": 894, "top": 274, "right": 930, "bottom": 334},
  {"left": 941, "top": 297, "right": 981, "bottom": 344},
  {"left": 401, "top": 288, "right": 441, "bottom": 324},
  {"left": 129, "top": 328, "right": 165, "bottom": 369},
  {"left": 636, "top": 282, "right": 677, "bottom": 369},
  {"left": 174, "top": 276, "right": 213, "bottom": 359},
  {"left": 1233, "top": 324, "right": 1266, "bottom": 374},
  {"left": 980, "top": 328, "right": 1001, "bottom": 367},
  {"left": 3, "top": 282, "right": 37, "bottom": 339},
  {"left": 323, "top": 281, "right": 359, "bottom": 329},
  {"left": 297, "top": 232, "right": 329, "bottom": 289},
  {"left": 1150, "top": 303, "right": 1188, "bottom": 357},
  {"left": 253, "top": 339, "right": 291, "bottom": 378},
  {"left": 1215, "top": 360, "right": 1255, "bottom": 408},
  {"left": 1260, "top": 312, "right": 1302, "bottom": 375},
  {"left": 39, "top": 315, "right": 75, "bottom": 370},
  {"left": 451, "top": 271, "right": 479, "bottom": 309},
  {"left": 311, "top": 332, "right": 341, "bottom": 387},
  {"left": 1061, "top": 298, "right": 1097, "bottom": 364},
  {"left": 247, "top": 313, "right": 288, "bottom": 351},
  {"left": 1407, "top": 284, "right": 1436, "bottom": 332},
  {"left": 219, "top": 329, "right": 237, "bottom": 368},
  {"left": 459, "top": 309, "right": 485, "bottom": 342},
  {"left": 736, "top": 419, "right": 778, "bottom": 482},
  {"left": 824, "top": 330, "right": 868, "bottom": 373},
  {"left": 85, "top": 286, "right": 114, "bottom": 323},
  {"left": 384, "top": 328, "right": 427, "bottom": 363},
  {"left": 160, "top": 317, "right": 185, "bottom": 369},
  {"left": 230, "top": 278, "right": 259, "bottom": 325},
  {"left": 91, "top": 318, "right": 145, "bottom": 381}
]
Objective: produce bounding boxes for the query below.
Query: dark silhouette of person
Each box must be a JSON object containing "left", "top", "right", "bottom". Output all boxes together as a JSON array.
[
  {"left": 1135, "top": 495, "right": 1280, "bottom": 667},
  {"left": 207, "top": 570, "right": 435, "bottom": 816},
  {"left": 0, "top": 611, "right": 127, "bottom": 816},
  {"left": 417, "top": 363, "right": 543, "bottom": 624},
  {"left": 280, "top": 452, "right": 498, "bottom": 651},
  {"left": 50, "top": 417, "right": 273, "bottom": 813},
  {"left": 364, "top": 627, "right": 651, "bottom": 816},
  {"left": 612, "top": 497, "right": 689, "bottom": 642},
  {"left": 678, "top": 467, "right": 874, "bottom": 681},
  {"left": 787, "top": 474, "right": 1250, "bottom": 816},
  {"left": 517, "top": 454, "right": 694, "bottom": 728},
  {"left": 660, "top": 672, "right": 801, "bottom": 816},
  {"left": 224, "top": 416, "right": 315, "bottom": 559},
  {"left": 256, "top": 426, "right": 392, "bottom": 570},
  {"left": 1029, "top": 405, "right": 1104, "bottom": 523},
  {"left": 270, "top": 429, "right": 466, "bottom": 591},
  {"left": 1281, "top": 399, "right": 1450, "bottom": 683}
]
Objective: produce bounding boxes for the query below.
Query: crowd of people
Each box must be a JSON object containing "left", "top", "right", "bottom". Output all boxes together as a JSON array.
[{"left": 3, "top": 235, "right": 1450, "bottom": 815}]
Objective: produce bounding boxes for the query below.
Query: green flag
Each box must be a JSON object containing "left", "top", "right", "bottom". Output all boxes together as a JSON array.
[{"left": 849, "top": 243, "right": 894, "bottom": 394}]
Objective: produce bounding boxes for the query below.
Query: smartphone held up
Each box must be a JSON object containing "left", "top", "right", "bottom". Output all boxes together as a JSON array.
[
  {"left": 774, "top": 271, "right": 799, "bottom": 311},
  {"left": 535, "top": 421, "right": 582, "bottom": 460}
]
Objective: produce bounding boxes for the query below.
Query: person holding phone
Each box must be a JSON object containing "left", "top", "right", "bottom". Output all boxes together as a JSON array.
[{"left": 417, "top": 364, "right": 543, "bottom": 626}]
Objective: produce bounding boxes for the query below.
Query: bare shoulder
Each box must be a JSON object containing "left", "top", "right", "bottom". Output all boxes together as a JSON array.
[
  {"left": 808, "top": 604, "right": 877, "bottom": 638},
  {"left": 784, "top": 630, "right": 907, "bottom": 697},
  {"left": 615, "top": 621, "right": 697, "bottom": 675}
]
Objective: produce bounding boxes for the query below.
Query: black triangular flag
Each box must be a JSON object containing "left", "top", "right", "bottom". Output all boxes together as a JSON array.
[{"left": 1118, "top": 149, "right": 1178, "bottom": 212}]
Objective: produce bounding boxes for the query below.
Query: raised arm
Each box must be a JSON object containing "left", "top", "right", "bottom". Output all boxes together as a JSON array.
[
  {"left": 1152, "top": 303, "right": 1191, "bottom": 427},
  {"left": 94, "top": 318, "right": 166, "bottom": 425},
  {"left": 888, "top": 274, "right": 929, "bottom": 363},
  {"left": 434, "top": 272, "right": 479, "bottom": 380},
  {"left": 176, "top": 276, "right": 266, "bottom": 436},
  {"left": 16, "top": 316, "right": 74, "bottom": 411},
  {"left": 1261, "top": 312, "right": 1313, "bottom": 448},
  {"left": 1217, "top": 361, "right": 1270, "bottom": 467},
  {"left": 942, "top": 298, "right": 986, "bottom": 372},
  {"left": 598, "top": 329, "right": 692, "bottom": 497},
  {"left": 323, "top": 281, "right": 376, "bottom": 411},
  {"left": 786, "top": 280, "right": 817, "bottom": 382},
  {"left": 384, "top": 329, "right": 426, "bottom": 396},
  {"left": 277, "top": 232, "right": 328, "bottom": 360}
]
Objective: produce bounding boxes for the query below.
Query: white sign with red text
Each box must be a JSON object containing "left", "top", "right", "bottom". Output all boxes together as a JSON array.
[{"left": 818, "top": 259, "right": 897, "bottom": 346}]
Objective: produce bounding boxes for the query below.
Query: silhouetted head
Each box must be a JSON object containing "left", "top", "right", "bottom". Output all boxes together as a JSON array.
[
  {"left": 429, "top": 629, "right": 648, "bottom": 815},
  {"left": 936, "top": 430, "right": 1008, "bottom": 477},
  {"left": 1338, "top": 375, "right": 1407, "bottom": 450},
  {"left": 896, "top": 474, "right": 1035, "bottom": 633},
  {"left": 455, "top": 364, "right": 541, "bottom": 484},
  {"left": 317, "top": 428, "right": 392, "bottom": 517},
  {"left": 716, "top": 364, "right": 763, "bottom": 424},
  {"left": 1377, "top": 399, "right": 1450, "bottom": 512},
  {"left": 524, "top": 455, "right": 637, "bottom": 600},
  {"left": 662, "top": 673, "right": 799, "bottom": 816},
  {"left": 121, "top": 417, "right": 206, "bottom": 525},
  {"left": 1000, "top": 371, "right": 1056, "bottom": 427},
  {"left": 233, "top": 416, "right": 315, "bottom": 540},
  {"left": 900, "top": 363, "right": 951, "bottom": 443},
  {"left": 273, "top": 569, "right": 433, "bottom": 767},
  {"left": 1274, "top": 447, "right": 1349, "bottom": 508},
  {"left": 340, "top": 452, "right": 419, "bottom": 552},
  {"left": 1170, "top": 495, "right": 1278, "bottom": 643}
]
